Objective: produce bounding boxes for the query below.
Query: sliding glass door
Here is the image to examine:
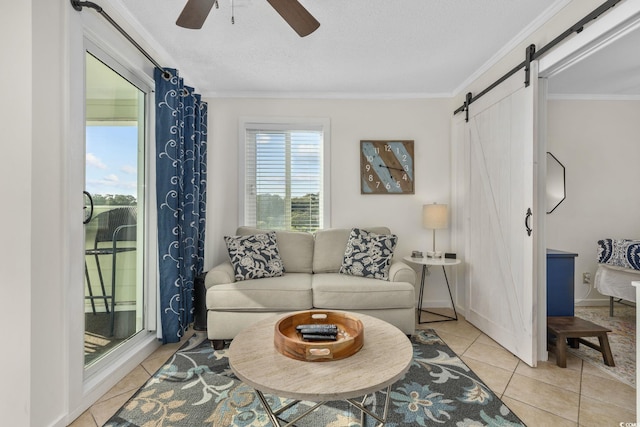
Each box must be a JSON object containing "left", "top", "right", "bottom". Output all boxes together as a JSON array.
[{"left": 83, "top": 51, "right": 147, "bottom": 368}]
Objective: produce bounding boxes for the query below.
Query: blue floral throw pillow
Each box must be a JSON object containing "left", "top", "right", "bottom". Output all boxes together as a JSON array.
[
  {"left": 224, "top": 232, "right": 285, "bottom": 281},
  {"left": 340, "top": 228, "right": 398, "bottom": 280},
  {"left": 597, "top": 238, "right": 640, "bottom": 271}
]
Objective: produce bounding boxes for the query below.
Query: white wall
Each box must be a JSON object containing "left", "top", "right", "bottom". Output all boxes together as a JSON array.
[
  {"left": 205, "top": 97, "right": 456, "bottom": 304},
  {"left": 546, "top": 99, "right": 640, "bottom": 304},
  {"left": 1, "top": 2, "right": 33, "bottom": 426},
  {"left": 0, "top": 0, "right": 70, "bottom": 425},
  {"left": 31, "top": 0, "right": 69, "bottom": 425}
]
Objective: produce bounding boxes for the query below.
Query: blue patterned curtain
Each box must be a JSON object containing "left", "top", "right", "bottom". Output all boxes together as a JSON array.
[{"left": 154, "top": 68, "right": 207, "bottom": 343}]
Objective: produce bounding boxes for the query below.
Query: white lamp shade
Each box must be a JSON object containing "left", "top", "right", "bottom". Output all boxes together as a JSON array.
[{"left": 423, "top": 204, "right": 448, "bottom": 229}]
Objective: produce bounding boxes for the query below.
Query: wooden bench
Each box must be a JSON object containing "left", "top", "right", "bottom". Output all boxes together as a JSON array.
[{"left": 547, "top": 316, "right": 615, "bottom": 368}]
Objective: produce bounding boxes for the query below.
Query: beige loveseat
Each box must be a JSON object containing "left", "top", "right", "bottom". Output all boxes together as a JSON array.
[{"left": 204, "top": 226, "right": 417, "bottom": 346}]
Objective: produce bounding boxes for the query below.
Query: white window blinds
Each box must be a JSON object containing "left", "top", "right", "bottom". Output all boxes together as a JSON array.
[{"left": 243, "top": 122, "right": 325, "bottom": 232}]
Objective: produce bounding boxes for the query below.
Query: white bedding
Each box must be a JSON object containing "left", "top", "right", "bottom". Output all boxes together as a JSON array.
[{"left": 595, "top": 264, "right": 639, "bottom": 303}]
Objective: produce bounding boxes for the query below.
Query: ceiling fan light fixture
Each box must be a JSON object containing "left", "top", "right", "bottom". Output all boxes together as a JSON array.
[
  {"left": 176, "top": 0, "right": 216, "bottom": 29},
  {"left": 266, "top": 0, "right": 320, "bottom": 37},
  {"left": 175, "top": 0, "right": 320, "bottom": 37}
]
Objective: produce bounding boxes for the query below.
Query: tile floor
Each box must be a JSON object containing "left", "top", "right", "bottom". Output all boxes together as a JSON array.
[{"left": 69, "top": 313, "right": 636, "bottom": 426}]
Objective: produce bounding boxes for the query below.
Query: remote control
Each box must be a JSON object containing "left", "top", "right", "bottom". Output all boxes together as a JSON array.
[
  {"left": 298, "top": 327, "right": 338, "bottom": 335},
  {"left": 296, "top": 324, "right": 338, "bottom": 332},
  {"left": 302, "top": 334, "right": 337, "bottom": 341}
]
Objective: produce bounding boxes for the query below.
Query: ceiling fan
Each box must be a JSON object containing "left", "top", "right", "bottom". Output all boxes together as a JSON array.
[{"left": 176, "top": 0, "right": 320, "bottom": 37}]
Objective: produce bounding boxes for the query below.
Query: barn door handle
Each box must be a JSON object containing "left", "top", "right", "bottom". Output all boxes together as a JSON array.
[{"left": 525, "top": 208, "right": 532, "bottom": 236}]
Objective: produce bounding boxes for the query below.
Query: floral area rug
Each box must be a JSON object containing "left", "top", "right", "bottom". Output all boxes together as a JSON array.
[
  {"left": 105, "top": 329, "right": 525, "bottom": 426},
  {"left": 572, "top": 305, "right": 636, "bottom": 388}
]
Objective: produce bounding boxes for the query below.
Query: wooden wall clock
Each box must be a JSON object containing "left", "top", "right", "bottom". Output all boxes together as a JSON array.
[{"left": 360, "top": 140, "right": 414, "bottom": 194}]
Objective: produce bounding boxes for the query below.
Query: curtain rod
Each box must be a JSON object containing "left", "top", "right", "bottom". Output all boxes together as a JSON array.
[
  {"left": 70, "top": 0, "right": 171, "bottom": 79},
  {"left": 453, "top": 0, "right": 624, "bottom": 120}
]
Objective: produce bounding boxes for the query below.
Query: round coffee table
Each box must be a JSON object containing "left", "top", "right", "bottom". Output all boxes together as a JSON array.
[{"left": 229, "top": 311, "right": 413, "bottom": 426}]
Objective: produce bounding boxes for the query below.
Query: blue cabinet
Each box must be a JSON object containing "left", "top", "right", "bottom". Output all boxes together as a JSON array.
[{"left": 547, "top": 249, "right": 578, "bottom": 316}]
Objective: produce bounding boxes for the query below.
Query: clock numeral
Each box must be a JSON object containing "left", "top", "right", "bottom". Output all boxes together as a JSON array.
[
  {"left": 385, "top": 144, "right": 391, "bottom": 152},
  {"left": 375, "top": 181, "right": 381, "bottom": 188},
  {"left": 368, "top": 174, "right": 374, "bottom": 182},
  {"left": 395, "top": 180, "right": 401, "bottom": 188},
  {"left": 404, "top": 164, "right": 409, "bottom": 172},
  {"left": 366, "top": 155, "right": 374, "bottom": 162},
  {"left": 385, "top": 182, "right": 391, "bottom": 190},
  {"left": 402, "top": 173, "right": 408, "bottom": 181},
  {"left": 365, "top": 164, "right": 371, "bottom": 172}
]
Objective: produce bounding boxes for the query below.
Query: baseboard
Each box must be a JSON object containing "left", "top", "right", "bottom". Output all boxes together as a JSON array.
[
  {"left": 424, "top": 299, "right": 613, "bottom": 312},
  {"left": 47, "top": 414, "right": 67, "bottom": 427}
]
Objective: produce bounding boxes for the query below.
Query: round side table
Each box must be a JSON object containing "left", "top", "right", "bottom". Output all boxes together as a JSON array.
[{"left": 404, "top": 256, "right": 461, "bottom": 323}]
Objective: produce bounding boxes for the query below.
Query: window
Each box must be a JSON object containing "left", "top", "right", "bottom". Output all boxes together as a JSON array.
[{"left": 241, "top": 118, "right": 330, "bottom": 232}]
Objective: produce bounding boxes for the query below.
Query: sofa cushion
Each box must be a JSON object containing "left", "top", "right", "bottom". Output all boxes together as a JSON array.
[
  {"left": 236, "top": 226, "right": 314, "bottom": 273},
  {"left": 339, "top": 228, "right": 398, "bottom": 280},
  {"left": 206, "top": 273, "right": 313, "bottom": 311},
  {"left": 224, "top": 231, "right": 284, "bottom": 281},
  {"left": 312, "top": 273, "right": 415, "bottom": 310},
  {"left": 313, "top": 227, "right": 391, "bottom": 273}
]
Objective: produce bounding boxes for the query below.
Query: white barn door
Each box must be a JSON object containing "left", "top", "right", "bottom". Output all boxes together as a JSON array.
[{"left": 463, "top": 64, "right": 539, "bottom": 367}]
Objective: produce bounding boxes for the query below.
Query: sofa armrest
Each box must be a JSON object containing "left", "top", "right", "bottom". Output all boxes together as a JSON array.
[
  {"left": 389, "top": 261, "right": 416, "bottom": 286},
  {"left": 204, "top": 261, "right": 235, "bottom": 288}
]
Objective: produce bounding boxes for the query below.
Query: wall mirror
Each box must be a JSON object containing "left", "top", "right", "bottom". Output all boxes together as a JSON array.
[{"left": 546, "top": 152, "right": 566, "bottom": 214}]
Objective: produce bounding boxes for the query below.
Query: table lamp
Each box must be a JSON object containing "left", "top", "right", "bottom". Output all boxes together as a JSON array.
[{"left": 423, "top": 203, "right": 448, "bottom": 257}]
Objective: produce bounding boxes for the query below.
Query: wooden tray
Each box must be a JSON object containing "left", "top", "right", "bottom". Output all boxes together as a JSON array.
[{"left": 274, "top": 311, "right": 364, "bottom": 362}]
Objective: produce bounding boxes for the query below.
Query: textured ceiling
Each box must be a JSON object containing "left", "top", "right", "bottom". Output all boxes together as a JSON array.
[
  {"left": 113, "top": 0, "right": 567, "bottom": 97},
  {"left": 109, "top": 1, "right": 640, "bottom": 99}
]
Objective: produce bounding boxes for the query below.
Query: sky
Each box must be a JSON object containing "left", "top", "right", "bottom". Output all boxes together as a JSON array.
[{"left": 85, "top": 126, "right": 139, "bottom": 197}]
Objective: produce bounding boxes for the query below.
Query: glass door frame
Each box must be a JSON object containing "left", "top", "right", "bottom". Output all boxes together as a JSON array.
[{"left": 82, "top": 38, "right": 158, "bottom": 381}]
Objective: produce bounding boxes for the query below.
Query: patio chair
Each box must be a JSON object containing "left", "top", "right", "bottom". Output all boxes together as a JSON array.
[{"left": 85, "top": 206, "right": 137, "bottom": 336}]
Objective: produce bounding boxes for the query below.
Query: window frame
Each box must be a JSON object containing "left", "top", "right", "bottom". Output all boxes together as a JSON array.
[{"left": 238, "top": 117, "right": 331, "bottom": 231}]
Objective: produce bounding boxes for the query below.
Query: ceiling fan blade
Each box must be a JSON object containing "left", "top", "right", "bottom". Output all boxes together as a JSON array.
[
  {"left": 176, "top": 0, "right": 216, "bottom": 29},
  {"left": 266, "top": 0, "right": 320, "bottom": 37}
]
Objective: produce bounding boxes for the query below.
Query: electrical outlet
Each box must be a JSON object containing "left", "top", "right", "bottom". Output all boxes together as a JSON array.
[{"left": 583, "top": 272, "right": 591, "bottom": 284}]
